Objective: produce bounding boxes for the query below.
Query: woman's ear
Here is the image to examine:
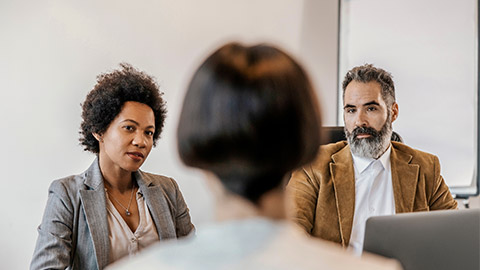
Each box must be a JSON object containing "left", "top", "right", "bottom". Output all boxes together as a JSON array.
[{"left": 92, "top": 133, "right": 103, "bottom": 143}]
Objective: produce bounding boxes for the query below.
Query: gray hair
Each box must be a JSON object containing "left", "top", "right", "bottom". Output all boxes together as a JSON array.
[{"left": 342, "top": 64, "right": 396, "bottom": 107}]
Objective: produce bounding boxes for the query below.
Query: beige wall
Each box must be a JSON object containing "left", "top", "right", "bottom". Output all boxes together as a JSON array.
[
  {"left": 298, "top": 0, "right": 339, "bottom": 126},
  {"left": 4, "top": 1, "right": 474, "bottom": 269},
  {"left": 0, "top": 1, "right": 340, "bottom": 268}
]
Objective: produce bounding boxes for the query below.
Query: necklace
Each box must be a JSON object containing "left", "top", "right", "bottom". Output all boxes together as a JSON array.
[{"left": 106, "top": 185, "right": 137, "bottom": 216}]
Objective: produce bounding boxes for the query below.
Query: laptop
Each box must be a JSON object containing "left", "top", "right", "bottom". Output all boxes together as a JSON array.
[{"left": 363, "top": 209, "right": 480, "bottom": 270}]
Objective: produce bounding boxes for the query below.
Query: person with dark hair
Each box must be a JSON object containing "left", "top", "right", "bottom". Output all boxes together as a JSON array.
[
  {"left": 108, "top": 46, "right": 401, "bottom": 269},
  {"left": 31, "top": 64, "right": 194, "bottom": 270},
  {"left": 288, "top": 64, "right": 457, "bottom": 255}
]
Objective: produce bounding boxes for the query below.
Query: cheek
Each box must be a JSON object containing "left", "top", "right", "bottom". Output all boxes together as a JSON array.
[
  {"left": 145, "top": 139, "right": 154, "bottom": 151},
  {"left": 146, "top": 142, "right": 153, "bottom": 152},
  {"left": 344, "top": 116, "right": 355, "bottom": 129},
  {"left": 372, "top": 114, "right": 388, "bottom": 130},
  {"left": 106, "top": 133, "right": 131, "bottom": 152}
]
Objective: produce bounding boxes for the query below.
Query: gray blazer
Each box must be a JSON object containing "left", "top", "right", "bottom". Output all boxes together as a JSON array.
[{"left": 30, "top": 159, "right": 195, "bottom": 270}]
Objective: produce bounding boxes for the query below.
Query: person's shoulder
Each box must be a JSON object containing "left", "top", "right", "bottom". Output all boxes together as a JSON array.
[
  {"left": 268, "top": 225, "right": 402, "bottom": 270},
  {"left": 321, "top": 141, "right": 348, "bottom": 154},
  {"left": 391, "top": 141, "right": 429, "bottom": 155},
  {"left": 301, "top": 238, "right": 401, "bottom": 270},
  {"left": 139, "top": 171, "right": 180, "bottom": 190},
  {"left": 392, "top": 141, "right": 438, "bottom": 164},
  {"left": 293, "top": 141, "right": 348, "bottom": 174},
  {"left": 44, "top": 171, "right": 90, "bottom": 209},
  {"left": 49, "top": 171, "right": 88, "bottom": 193},
  {"left": 307, "top": 141, "right": 348, "bottom": 167}
]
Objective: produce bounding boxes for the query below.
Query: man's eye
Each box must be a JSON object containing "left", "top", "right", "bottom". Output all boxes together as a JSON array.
[
  {"left": 346, "top": 108, "right": 356, "bottom": 113},
  {"left": 367, "top": 106, "right": 377, "bottom": 111}
]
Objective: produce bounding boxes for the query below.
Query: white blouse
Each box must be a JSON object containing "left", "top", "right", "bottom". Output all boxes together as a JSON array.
[{"left": 105, "top": 189, "right": 159, "bottom": 263}]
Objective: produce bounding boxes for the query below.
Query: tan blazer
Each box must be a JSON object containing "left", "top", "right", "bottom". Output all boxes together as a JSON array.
[{"left": 287, "top": 141, "right": 457, "bottom": 247}]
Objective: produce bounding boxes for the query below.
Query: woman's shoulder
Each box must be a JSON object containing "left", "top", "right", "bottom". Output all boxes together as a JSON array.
[
  {"left": 48, "top": 170, "right": 91, "bottom": 196},
  {"left": 137, "top": 171, "right": 180, "bottom": 191},
  {"left": 49, "top": 159, "right": 104, "bottom": 192}
]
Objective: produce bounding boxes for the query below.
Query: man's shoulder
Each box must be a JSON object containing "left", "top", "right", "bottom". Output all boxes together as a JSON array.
[
  {"left": 317, "top": 141, "right": 349, "bottom": 162},
  {"left": 321, "top": 141, "right": 349, "bottom": 155},
  {"left": 301, "top": 141, "right": 349, "bottom": 171},
  {"left": 391, "top": 141, "right": 438, "bottom": 164}
]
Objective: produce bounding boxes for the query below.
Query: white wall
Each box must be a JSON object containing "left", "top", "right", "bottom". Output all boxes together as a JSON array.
[
  {"left": 338, "top": 0, "right": 478, "bottom": 193},
  {"left": 0, "top": 1, "right": 339, "bottom": 268}
]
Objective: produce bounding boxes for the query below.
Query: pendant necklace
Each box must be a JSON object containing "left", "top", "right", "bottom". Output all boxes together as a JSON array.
[{"left": 107, "top": 185, "right": 137, "bottom": 216}]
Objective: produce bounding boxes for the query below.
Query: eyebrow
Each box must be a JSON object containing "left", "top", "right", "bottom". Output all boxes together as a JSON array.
[
  {"left": 363, "top": 101, "right": 380, "bottom": 106},
  {"left": 344, "top": 100, "right": 381, "bottom": 109},
  {"left": 120, "top": 119, "right": 155, "bottom": 129}
]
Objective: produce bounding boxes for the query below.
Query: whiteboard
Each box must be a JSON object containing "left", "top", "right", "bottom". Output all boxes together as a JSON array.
[{"left": 338, "top": 0, "right": 479, "bottom": 196}]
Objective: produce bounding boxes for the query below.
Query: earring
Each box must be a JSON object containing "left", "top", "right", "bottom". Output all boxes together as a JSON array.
[{"left": 93, "top": 133, "right": 103, "bottom": 143}]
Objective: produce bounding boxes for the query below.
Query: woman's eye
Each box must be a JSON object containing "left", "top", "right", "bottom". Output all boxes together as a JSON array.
[
  {"left": 123, "top": 126, "right": 135, "bottom": 131},
  {"left": 145, "top": 130, "right": 154, "bottom": 136}
]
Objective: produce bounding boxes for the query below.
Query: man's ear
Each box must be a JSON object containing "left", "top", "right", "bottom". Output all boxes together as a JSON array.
[
  {"left": 92, "top": 133, "right": 103, "bottom": 143},
  {"left": 391, "top": 102, "right": 399, "bottom": 122}
]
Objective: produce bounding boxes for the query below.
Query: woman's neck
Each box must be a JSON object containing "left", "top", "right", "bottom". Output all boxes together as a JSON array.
[
  {"left": 213, "top": 186, "right": 286, "bottom": 221},
  {"left": 98, "top": 156, "right": 134, "bottom": 192},
  {"left": 215, "top": 193, "right": 260, "bottom": 221},
  {"left": 257, "top": 188, "right": 286, "bottom": 220}
]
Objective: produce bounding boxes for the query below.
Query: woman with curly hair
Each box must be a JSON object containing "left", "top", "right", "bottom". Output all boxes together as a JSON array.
[{"left": 31, "top": 64, "right": 194, "bottom": 270}]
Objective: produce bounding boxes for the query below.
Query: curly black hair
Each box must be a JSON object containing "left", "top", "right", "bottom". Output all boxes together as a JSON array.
[{"left": 80, "top": 63, "right": 167, "bottom": 153}]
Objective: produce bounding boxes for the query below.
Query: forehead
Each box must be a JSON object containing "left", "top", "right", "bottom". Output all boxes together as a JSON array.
[
  {"left": 116, "top": 101, "right": 155, "bottom": 123},
  {"left": 344, "top": 81, "right": 385, "bottom": 106}
]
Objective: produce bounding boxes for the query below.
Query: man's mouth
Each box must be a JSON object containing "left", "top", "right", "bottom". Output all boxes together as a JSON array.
[
  {"left": 351, "top": 126, "right": 378, "bottom": 141},
  {"left": 355, "top": 133, "right": 372, "bottom": 139}
]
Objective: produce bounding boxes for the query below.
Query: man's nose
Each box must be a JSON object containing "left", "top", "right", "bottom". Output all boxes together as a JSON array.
[{"left": 354, "top": 111, "right": 368, "bottom": 127}]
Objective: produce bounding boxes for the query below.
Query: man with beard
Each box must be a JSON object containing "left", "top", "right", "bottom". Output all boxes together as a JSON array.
[{"left": 287, "top": 64, "right": 457, "bottom": 255}]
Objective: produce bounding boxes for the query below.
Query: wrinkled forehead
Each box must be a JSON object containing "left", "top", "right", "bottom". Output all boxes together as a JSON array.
[{"left": 343, "top": 80, "right": 386, "bottom": 106}]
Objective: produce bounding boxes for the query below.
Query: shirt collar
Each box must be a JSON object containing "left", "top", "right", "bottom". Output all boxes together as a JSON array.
[{"left": 351, "top": 144, "right": 392, "bottom": 174}]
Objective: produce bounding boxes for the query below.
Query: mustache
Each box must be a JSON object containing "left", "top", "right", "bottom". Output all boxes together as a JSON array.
[{"left": 351, "top": 126, "right": 379, "bottom": 139}]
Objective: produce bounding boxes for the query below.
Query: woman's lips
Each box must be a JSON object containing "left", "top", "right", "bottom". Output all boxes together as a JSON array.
[{"left": 127, "top": 152, "right": 144, "bottom": 161}]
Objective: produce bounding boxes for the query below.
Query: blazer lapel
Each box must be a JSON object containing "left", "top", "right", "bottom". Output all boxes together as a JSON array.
[
  {"left": 390, "top": 145, "right": 420, "bottom": 213},
  {"left": 330, "top": 146, "right": 356, "bottom": 246},
  {"left": 136, "top": 172, "right": 176, "bottom": 239},
  {"left": 79, "top": 159, "right": 110, "bottom": 269}
]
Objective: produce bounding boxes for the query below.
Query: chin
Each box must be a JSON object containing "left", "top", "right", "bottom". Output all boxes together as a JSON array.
[{"left": 122, "top": 163, "right": 144, "bottom": 172}]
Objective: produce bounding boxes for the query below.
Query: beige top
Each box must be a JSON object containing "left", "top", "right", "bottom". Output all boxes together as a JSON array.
[{"left": 106, "top": 190, "right": 159, "bottom": 262}]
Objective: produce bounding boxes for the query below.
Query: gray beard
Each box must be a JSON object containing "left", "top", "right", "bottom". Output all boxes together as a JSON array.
[{"left": 345, "top": 116, "right": 393, "bottom": 159}]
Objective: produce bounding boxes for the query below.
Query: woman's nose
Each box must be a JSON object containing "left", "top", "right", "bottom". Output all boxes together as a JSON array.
[{"left": 132, "top": 132, "right": 147, "bottom": 147}]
